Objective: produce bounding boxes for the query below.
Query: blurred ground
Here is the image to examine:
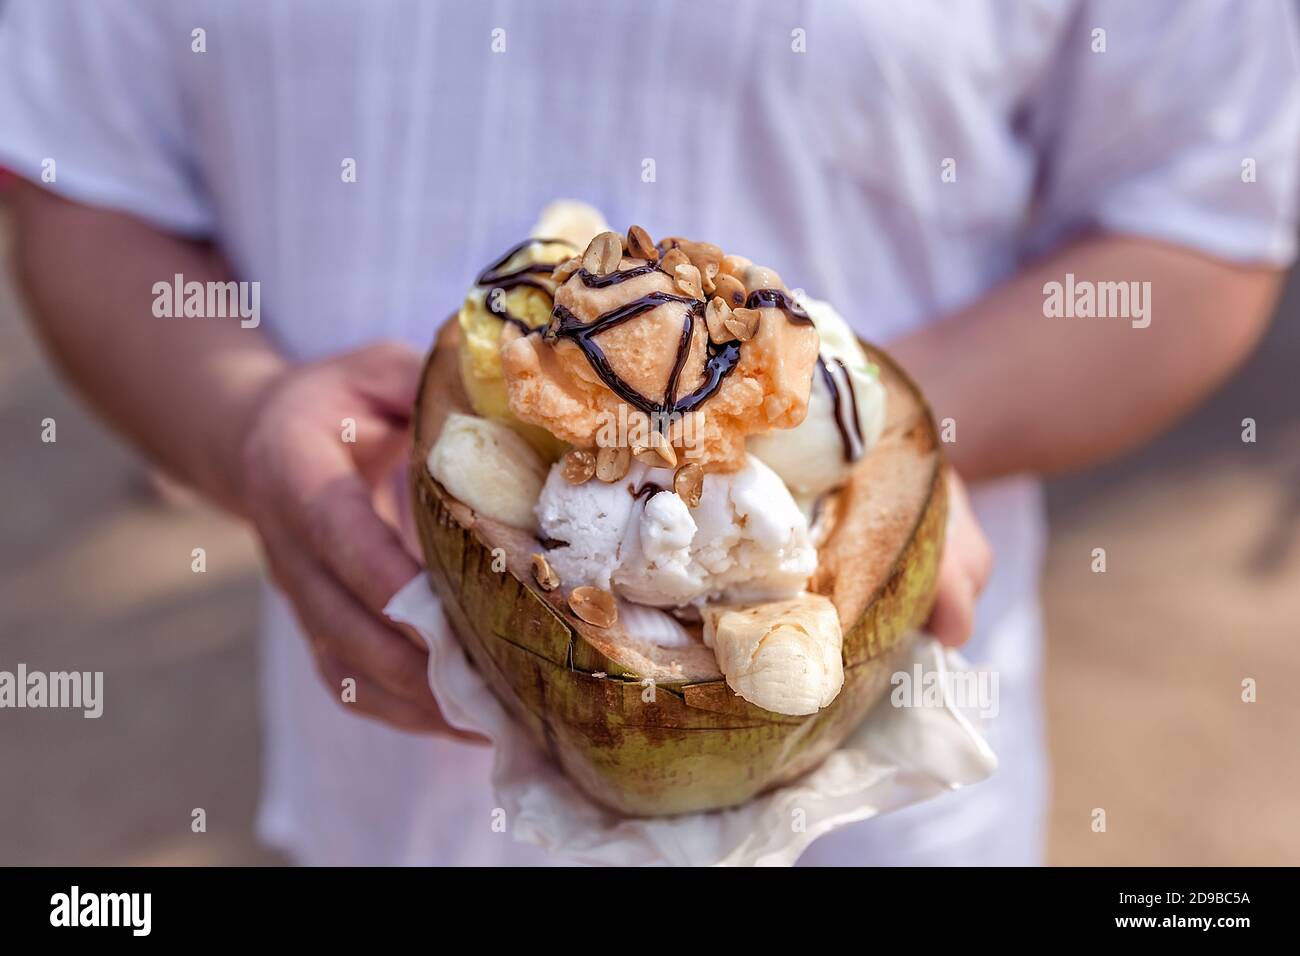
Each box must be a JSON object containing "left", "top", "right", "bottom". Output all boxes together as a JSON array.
[
  {"left": 1042, "top": 269, "right": 1300, "bottom": 865},
  {"left": 0, "top": 207, "right": 1296, "bottom": 866}
]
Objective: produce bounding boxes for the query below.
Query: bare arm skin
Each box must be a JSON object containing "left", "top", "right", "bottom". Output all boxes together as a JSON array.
[
  {"left": 9, "top": 180, "right": 285, "bottom": 515},
  {"left": 891, "top": 234, "right": 1283, "bottom": 483}
]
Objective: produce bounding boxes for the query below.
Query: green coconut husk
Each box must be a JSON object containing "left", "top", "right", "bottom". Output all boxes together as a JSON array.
[{"left": 411, "top": 319, "right": 946, "bottom": 816}]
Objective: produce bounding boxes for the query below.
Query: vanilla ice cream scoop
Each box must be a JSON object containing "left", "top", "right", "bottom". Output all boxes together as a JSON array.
[
  {"left": 535, "top": 455, "right": 816, "bottom": 609},
  {"left": 747, "top": 296, "right": 886, "bottom": 505}
]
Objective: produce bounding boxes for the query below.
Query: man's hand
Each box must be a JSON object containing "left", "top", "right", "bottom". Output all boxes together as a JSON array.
[
  {"left": 926, "top": 470, "right": 992, "bottom": 647},
  {"left": 239, "top": 341, "right": 473, "bottom": 737}
]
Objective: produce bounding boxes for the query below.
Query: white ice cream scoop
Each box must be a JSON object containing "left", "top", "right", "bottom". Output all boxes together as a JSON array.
[
  {"left": 534, "top": 455, "right": 816, "bottom": 609},
  {"left": 747, "top": 296, "right": 886, "bottom": 506}
]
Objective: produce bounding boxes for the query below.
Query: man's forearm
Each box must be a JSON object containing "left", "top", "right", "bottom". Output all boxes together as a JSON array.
[
  {"left": 891, "top": 235, "right": 1282, "bottom": 482},
  {"left": 9, "top": 182, "right": 287, "bottom": 515}
]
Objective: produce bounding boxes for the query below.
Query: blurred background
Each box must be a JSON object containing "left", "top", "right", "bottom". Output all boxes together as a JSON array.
[{"left": 0, "top": 191, "right": 1297, "bottom": 865}]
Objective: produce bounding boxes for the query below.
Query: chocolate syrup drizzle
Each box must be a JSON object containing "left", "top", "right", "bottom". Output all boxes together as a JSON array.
[
  {"left": 548, "top": 291, "right": 731, "bottom": 425},
  {"left": 542, "top": 282, "right": 818, "bottom": 426},
  {"left": 741, "top": 287, "right": 863, "bottom": 463},
  {"left": 576, "top": 263, "right": 658, "bottom": 288},
  {"left": 744, "top": 287, "right": 814, "bottom": 326},
  {"left": 631, "top": 481, "right": 667, "bottom": 502},
  {"left": 475, "top": 237, "right": 577, "bottom": 332},
  {"left": 476, "top": 238, "right": 831, "bottom": 435},
  {"left": 817, "top": 355, "right": 867, "bottom": 463}
]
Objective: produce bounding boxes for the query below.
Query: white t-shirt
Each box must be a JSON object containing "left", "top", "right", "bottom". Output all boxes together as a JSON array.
[{"left": 2, "top": 0, "right": 1296, "bottom": 865}]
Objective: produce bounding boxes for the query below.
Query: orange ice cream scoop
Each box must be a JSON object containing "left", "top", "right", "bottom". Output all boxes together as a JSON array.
[{"left": 498, "top": 228, "right": 820, "bottom": 472}]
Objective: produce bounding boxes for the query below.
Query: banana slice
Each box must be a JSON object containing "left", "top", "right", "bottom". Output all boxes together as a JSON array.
[
  {"left": 427, "top": 413, "right": 547, "bottom": 531},
  {"left": 530, "top": 199, "right": 610, "bottom": 249},
  {"left": 701, "top": 595, "right": 844, "bottom": 716}
]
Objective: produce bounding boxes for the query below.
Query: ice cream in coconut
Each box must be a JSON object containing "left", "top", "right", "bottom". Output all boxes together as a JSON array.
[{"left": 416, "top": 202, "right": 944, "bottom": 815}]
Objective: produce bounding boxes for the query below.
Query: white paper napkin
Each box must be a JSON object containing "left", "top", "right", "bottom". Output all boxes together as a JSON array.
[{"left": 386, "top": 576, "right": 997, "bottom": 867}]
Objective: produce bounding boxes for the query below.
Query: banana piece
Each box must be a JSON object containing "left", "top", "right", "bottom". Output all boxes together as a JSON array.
[
  {"left": 427, "top": 413, "right": 547, "bottom": 531},
  {"left": 701, "top": 594, "right": 844, "bottom": 716},
  {"left": 530, "top": 199, "right": 610, "bottom": 250}
]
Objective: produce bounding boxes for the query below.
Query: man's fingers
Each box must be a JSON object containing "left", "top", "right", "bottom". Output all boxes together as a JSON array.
[
  {"left": 927, "top": 561, "right": 976, "bottom": 647},
  {"left": 946, "top": 471, "right": 993, "bottom": 591},
  {"left": 966, "top": 536, "right": 993, "bottom": 594},
  {"left": 270, "top": 544, "right": 486, "bottom": 742},
  {"left": 316, "top": 653, "right": 486, "bottom": 742},
  {"left": 269, "top": 541, "right": 435, "bottom": 705},
  {"left": 926, "top": 470, "right": 993, "bottom": 647},
  {"left": 299, "top": 474, "right": 421, "bottom": 621},
  {"left": 314, "top": 653, "right": 447, "bottom": 734}
]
